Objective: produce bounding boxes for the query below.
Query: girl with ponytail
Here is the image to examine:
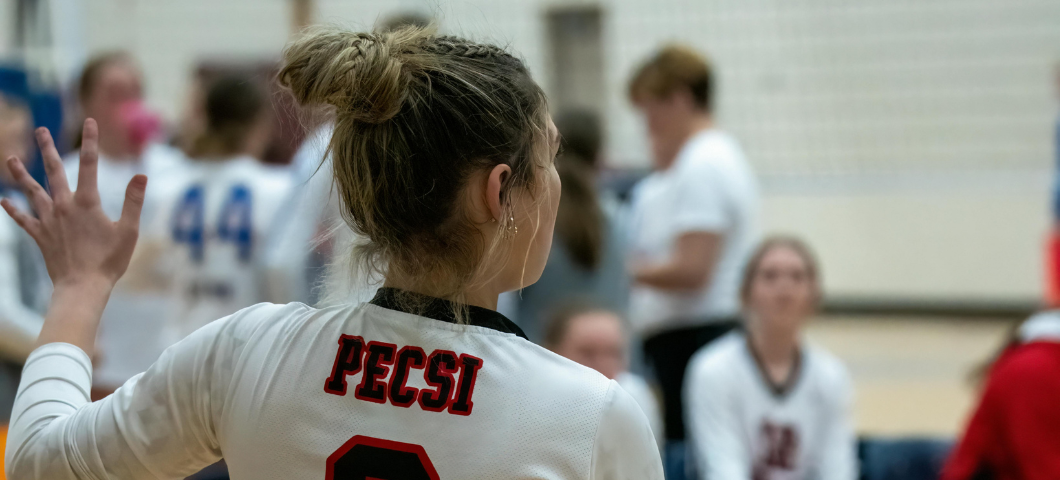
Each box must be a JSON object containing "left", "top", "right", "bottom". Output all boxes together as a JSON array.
[{"left": 2, "top": 26, "right": 663, "bottom": 479}]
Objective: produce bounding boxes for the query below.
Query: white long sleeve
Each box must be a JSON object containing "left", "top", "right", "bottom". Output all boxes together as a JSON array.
[
  {"left": 685, "top": 366, "right": 751, "bottom": 480},
  {"left": 3, "top": 304, "right": 265, "bottom": 479},
  {"left": 590, "top": 382, "right": 665, "bottom": 480}
]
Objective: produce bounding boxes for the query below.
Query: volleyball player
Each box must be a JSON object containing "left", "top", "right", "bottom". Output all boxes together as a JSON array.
[
  {"left": 2, "top": 26, "right": 663, "bottom": 479},
  {"left": 148, "top": 75, "right": 297, "bottom": 357},
  {"left": 685, "top": 237, "right": 856, "bottom": 480}
]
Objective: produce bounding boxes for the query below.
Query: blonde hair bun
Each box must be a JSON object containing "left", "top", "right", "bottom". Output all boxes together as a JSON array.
[{"left": 279, "top": 26, "right": 430, "bottom": 124}]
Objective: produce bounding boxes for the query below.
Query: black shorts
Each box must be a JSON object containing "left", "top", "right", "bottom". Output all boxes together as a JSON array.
[{"left": 642, "top": 319, "right": 740, "bottom": 441}]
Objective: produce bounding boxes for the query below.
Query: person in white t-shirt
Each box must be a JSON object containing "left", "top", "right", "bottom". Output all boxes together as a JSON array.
[
  {"left": 685, "top": 237, "right": 857, "bottom": 480},
  {"left": 626, "top": 45, "right": 760, "bottom": 474},
  {"left": 544, "top": 303, "right": 665, "bottom": 450},
  {"left": 61, "top": 52, "right": 185, "bottom": 398},
  {"left": 2, "top": 26, "right": 662, "bottom": 479}
]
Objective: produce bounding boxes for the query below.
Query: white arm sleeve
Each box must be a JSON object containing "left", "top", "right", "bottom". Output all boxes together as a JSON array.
[
  {"left": 814, "top": 370, "right": 858, "bottom": 480},
  {"left": 590, "top": 381, "right": 665, "bottom": 480},
  {"left": 685, "top": 361, "right": 751, "bottom": 480},
  {"left": 4, "top": 303, "right": 282, "bottom": 479}
]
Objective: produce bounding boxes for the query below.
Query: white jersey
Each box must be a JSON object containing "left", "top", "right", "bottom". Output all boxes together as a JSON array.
[
  {"left": 685, "top": 332, "right": 856, "bottom": 480},
  {"left": 145, "top": 156, "right": 297, "bottom": 347},
  {"left": 6, "top": 288, "right": 663, "bottom": 479},
  {"left": 64, "top": 144, "right": 187, "bottom": 387},
  {"left": 627, "top": 129, "right": 759, "bottom": 335}
]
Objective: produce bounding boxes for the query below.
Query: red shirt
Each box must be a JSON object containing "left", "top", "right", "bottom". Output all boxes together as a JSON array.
[{"left": 941, "top": 341, "right": 1060, "bottom": 480}]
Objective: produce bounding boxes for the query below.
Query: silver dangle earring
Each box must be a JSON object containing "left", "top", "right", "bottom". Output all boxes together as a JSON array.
[{"left": 503, "top": 215, "right": 518, "bottom": 239}]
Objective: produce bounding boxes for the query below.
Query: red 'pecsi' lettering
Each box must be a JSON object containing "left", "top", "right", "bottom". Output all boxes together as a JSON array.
[{"left": 324, "top": 336, "right": 484, "bottom": 416}]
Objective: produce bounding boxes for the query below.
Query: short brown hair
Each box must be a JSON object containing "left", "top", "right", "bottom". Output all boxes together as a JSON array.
[
  {"left": 628, "top": 44, "right": 713, "bottom": 111},
  {"left": 739, "top": 236, "right": 822, "bottom": 306},
  {"left": 279, "top": 26, "right": 549, "bottom": 315}
]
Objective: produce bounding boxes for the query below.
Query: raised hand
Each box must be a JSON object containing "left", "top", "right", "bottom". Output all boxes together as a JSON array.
[
  {"left": 1, "top": 119, "right": 146, "bottom": 288},
  {"left": 0, "top": 119, "right": 147, "bottom": 354}
]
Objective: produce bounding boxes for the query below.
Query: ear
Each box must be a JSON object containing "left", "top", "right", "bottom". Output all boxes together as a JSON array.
[{"left": 484, "top": 163, "right": 511, "bottom": 221}]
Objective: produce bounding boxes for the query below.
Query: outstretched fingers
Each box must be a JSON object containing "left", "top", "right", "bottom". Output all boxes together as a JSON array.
[
  {"left": 117, "top": 174, "right": 147, "bottom": 239},
  {"left": 7, "top": 157, "right": 52, "bottom": 217},
  {"left": 75, "top": 119, "right": 101, "bottom": 205},
  {"left": 0, "top": 198, "right": 41, "bottom": 238},
  {"left": 35, "top": 127, "right": 71, "bottom": 203}
]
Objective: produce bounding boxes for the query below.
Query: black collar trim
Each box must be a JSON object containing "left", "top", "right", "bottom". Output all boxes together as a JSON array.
[
  {"left": 370, "top": 287, "right": 528, "bottom": 340},
  {"left": 745, "top": 334, "right": 804, "bottom": 400}
]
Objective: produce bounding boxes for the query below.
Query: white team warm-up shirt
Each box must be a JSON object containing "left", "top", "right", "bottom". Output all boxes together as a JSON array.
[
  {"left": 145, "top": 155, "right": 297, "bottom": 347},
  {"left": 685, "top": 332, "right": 856, "bottom": 480},
  {"left": 627, "top": 129, "right": 759, "bottom": 335},
  {"left": 6, "top": 288, "right": 663, "bottom": 479},
  {"left": 64, "top": 144, "right": 186, "bottom": 387}
]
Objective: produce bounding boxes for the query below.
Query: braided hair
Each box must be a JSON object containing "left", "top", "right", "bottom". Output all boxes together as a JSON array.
[{"left": 279, "top": 26, "right": 550, "bottom": 318}]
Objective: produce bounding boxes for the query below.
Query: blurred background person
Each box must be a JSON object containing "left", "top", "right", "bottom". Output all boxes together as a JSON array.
[
  {"left": 626, "top": 44, "right": 760, "bottom": 476},
  {"left": 0, "top": 93, "right": 47, "bottom": 423},
  {"left": 502, "top": 109, "right": 630, "bottom": 341},
  {"left": 64, "top": 51, "right": 185, "bottom": 210},
  {"left": 62, "top": 51, "right": 186, "bottom": 398},
  {"left": 940, "top": 308, "right": 1060, "bottom": 480},
  {"left": 544, "top": 302, "right": 664, "bottom": 450},
  {"left": 148, "top": 74, "right": 296, "bottom": 352},
  {"left": 685, "top": 237, "right": 856, "bottom": 480}
]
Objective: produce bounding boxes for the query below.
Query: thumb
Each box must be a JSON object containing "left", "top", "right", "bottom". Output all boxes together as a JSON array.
[{"left": 118, "top": 174, "right": 148, "bottom": 233}]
